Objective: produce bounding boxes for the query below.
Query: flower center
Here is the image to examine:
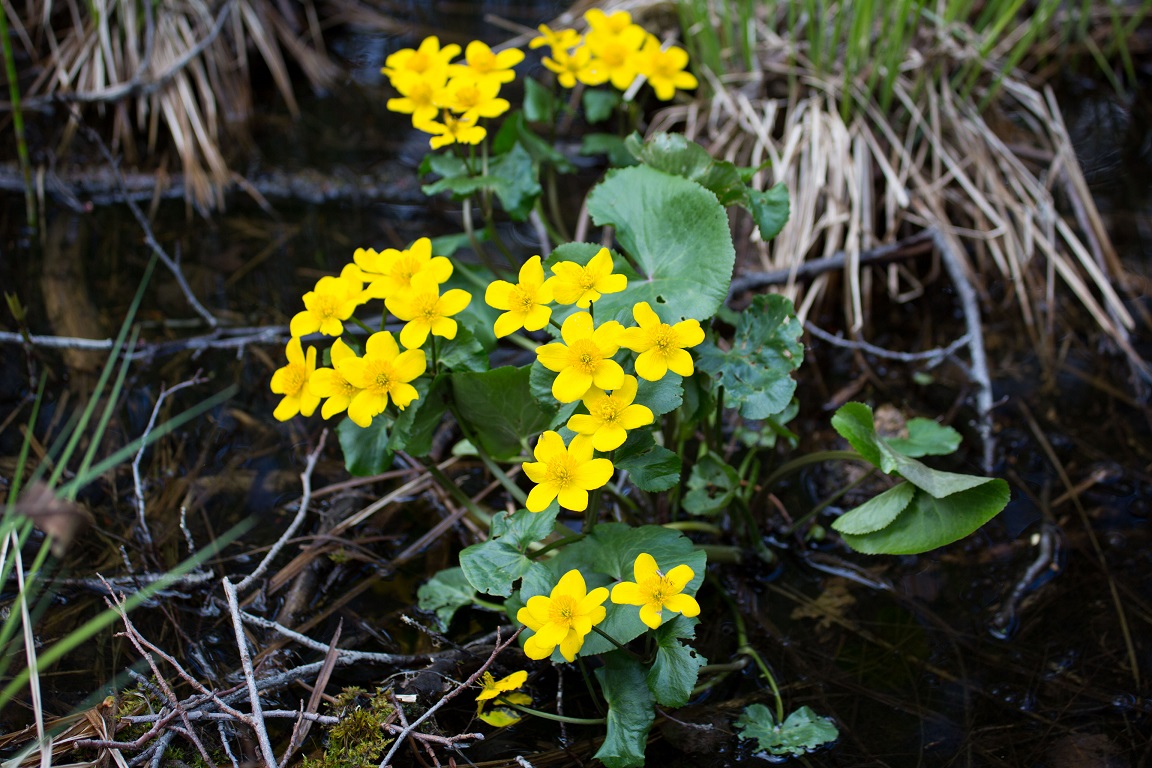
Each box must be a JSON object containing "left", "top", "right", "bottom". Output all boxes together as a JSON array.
[
  {"left": 395, "top": 255, "right": 421, "bottom": 283},
  {"left": 645, "top": 576, "right": 674, "bottom": 606},
  {"left": 593, "top": 396, "right": 623, "bottom": 424},
  {"left": 367, "top": 359, "right": 397, "bottom": 395},
  {"left": 548, "top": 594, "right": 578, "bottom": 627},
  {"left": 651, "top": 326, "right": 677, "bottom": 355},
  {"left": 567, "top": 339, "right": 602, "bottom": 375},
  {"left": 599, "top": 42, "right": 630, "bottom": 68},
  {"left": 407, "top": 51, "right": 431, "bottom": 74},
  {"left": 545, "top": 453, "right": 578, "bottom": 490},
  {"left": 511, "top": 285, "right": 537, "bottom": 314},
  {"left": 577, "top": 268, "right": 599, "bottom": 291},
  {"left": 470, "top": 49, "right": 496, "bottom": 72},
  {"left": 413, "top": 292, "right": 441, "bottom": 321},
  {"left": 283, "top": 365, "right": 306, "bottom": 396},
  {"left": 334, "top": 375, "right": 358, "bottom": 397},
  {"left": 313, "top": 294, "right": 340, "bottom": 320}
]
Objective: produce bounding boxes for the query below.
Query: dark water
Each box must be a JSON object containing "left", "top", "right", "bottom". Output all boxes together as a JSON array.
[{"left": 1, "top": 4, "right": 1151, "bottom": 766}]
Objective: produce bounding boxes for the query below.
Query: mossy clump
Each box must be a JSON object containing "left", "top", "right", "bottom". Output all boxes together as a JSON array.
[{"left": 302, "top": 687, "right": 395, "bottom": 768}]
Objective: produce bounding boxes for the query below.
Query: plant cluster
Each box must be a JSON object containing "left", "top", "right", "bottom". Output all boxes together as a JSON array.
[{"left": 270, "top": 10, "right": 1009, "bottom": 765}]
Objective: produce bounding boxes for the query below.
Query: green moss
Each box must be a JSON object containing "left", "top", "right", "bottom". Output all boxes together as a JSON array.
[{"left": 301, "top": 687, "right": 395, "bottom": 768}]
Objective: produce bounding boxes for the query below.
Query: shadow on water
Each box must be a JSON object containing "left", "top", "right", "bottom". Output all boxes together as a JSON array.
[{"left": 1, "top": 3, "right": 1151, "bottom": 766}]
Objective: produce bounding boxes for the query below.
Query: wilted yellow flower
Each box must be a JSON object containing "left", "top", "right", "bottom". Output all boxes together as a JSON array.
[
  {"left": 621, "top": 301, "right": 705, "bottom": 381},
  {"left": 449, "top": 41, "right": 524, "bottom": 89},
  {"left": 536, "top": 311, "right": 625, "bottom": 403},
  {"left": 567, "top": 375, "right": 654, "bottom": 452},
  {"left": 382, "top": 36, "right": 459, "bottom": 90},
  {"left": 308, "top": 338, "right": 363, "bottom": 420},
  {"left": 545, "top": 247, "right": 627, "bottom": 307},
  {"left": 610, "top": 552, "right": 700, "bottom": 629},
  {"left": 436, "top": 76, "right": 510, "bottom": 122},
  {"left": 476, "top": 671, "right": 532, "bottom": 727},
  {"left": 636, "top": 35, "right": 697, "bottom": 101},
  {"left": 270, "top": 337, "right": 320, "bottom": 421},
  {"left": 385, "top": 271, "right": 472, "bottom": 349},
  {"left": 337, "top": 331, "right": 426, "bottom": 426},
  {"left": 484, "top": 255, "right": 553, "bottom": 337},
  {"left": 522, "top": 430, "right": 615, "bottom": 513},
  {"left": 356, "top": 238, "right": 453, "bottom": 300},
  {"left": 290, "top": 272, "right": 363, "bottom": 338},
  {"left": 517, "top": 569, "right": 609, "bottom": 661},
  {"left": 414, "top": 112, "right": 487, "bottom": 149}
]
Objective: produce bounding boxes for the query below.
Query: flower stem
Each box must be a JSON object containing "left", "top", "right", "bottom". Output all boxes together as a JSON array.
[
  {"left": 589, "top": 626, "right": 640, "bottom": 660},
  {"left": 508, "top": 703, "right": 605, "bottom": 725},
  {"left": 577, "top": 657, "right": 606, "bottom": 717},
  {"left": 759, "top": 450, "right": 868, "bottom": 491},
  {"left": 711, "top": 573, "right": 785, "bottom": 723}
]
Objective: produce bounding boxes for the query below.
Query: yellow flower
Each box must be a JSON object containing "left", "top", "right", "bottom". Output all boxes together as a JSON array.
[
  {"left": 529, "top": 24, "right": 581, "bottom": 56},
  {"left": 355, "top": 238, "right": 453, "bottom": 299},
  {"left": 308, "top": 339, "right": 363, "bottom": 420},
  {"left": 544, "top": 45, "right": 597, "bottom": 90},
  {"left": 270, "top": 337, "right": 320, "bottom": 421},
  {"left": 382, "top": 36, "right": 460, "bottom": 90},
  {"left": 583, "top": 13, "right": 646, "bottom": 92},
  {"left": 517, "top": 569, "right": 609, "bottom": 662},
  {"left": 386, "top": 72, "right": 447, "bottom": 124},
  {"left": 567, "top": 375, "right": 654, "bottom": 452},
  {"left": 290, "top": 273, "right": 364, "bottom": 338},
  {"left": 436, "top": 76, "right": 510, "bottom": 122},
  {"left": 522, "top": 430, "right": 614, "bottom": 513},
  {"left": 448, "top": 40, "right": 524, "bottom": 89},
  {"left": 414, "top": 112, "right": 487, "bottom": 149},
  {"left": 636, "top": 35, "right": 697, "bottom": 101},
  {"left": 385, "top": 271, "right": 473, "bottom": 349},
  {"left": 583, "top": 8, "right": 636, "bottom": 37},
  {"left": 610, "top": 552, "right": 700, "bottom": 629},
  {"left": 476, "top": 689, "right": 532, "bottom": 727},
  {"left": 484, "top": 255, "right": 553, "bottom": 337},
  {"left": 545, "top": 247, "right": 627, "bottom": 308},
  {"left": 621, "top": 301, "right": 705, "bottom": 381},
  {"left": 476, "top": 670, "right": 528, "bottom": 702},
  {"left": 336, "top": 331, "right": 426, "bottom": 426},
  {"left": 535, "top": 311, "right": 625, "bottom": 403}
]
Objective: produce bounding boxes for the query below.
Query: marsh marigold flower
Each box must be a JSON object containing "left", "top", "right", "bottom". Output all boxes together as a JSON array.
[
  {"left": 621, "top": 301, "right": 705, "bottom": 381},
  {"left": 517, "top": 569, "right": 609, "bottom": 661},
  {"left": 543, "top": 45, "right": 596, "bottom": 90},
  {"left": 382, "top": 36, "right": 459, "bottom": 89},
  {"left": 529, "top": 24, "right": 581, "bottom": 57},
  {"left": 536, "top": 311, "right": 625, "bottom": 402},
  {"left": 270, "top": 337, "right": 320, "bottom": 421},
  {"left": 545, "top": 247, "right": 627, "bottom": 308},
  {"left": 436, "top": 76, "right": 510, "bottom": 122},
  {"left": 356, "top": 238, "right": 453, "bottom": 299},
  {"left": 637, "top": 36, "right": 697, "bottom": 101},
  {"left": 449, "top": 41, "right": 523, "bottom": 89},
  {"left": 583, "top": 11, "right": 646, "bottom": 91},
  {"left": 610, "top": 552, "right": 700, "bottom": 629},
  {"left": 485, "top": 255, "right": 553, "bottom": 337},
  {"left": 336, "top": 331, "right": 426, "bottom": 427},
  {"left": 475, "top": 670, "right": 531, "bottom": 727},
  {"left": 386, "top": 72, "right": 446, "bottom": 124},
  {"left": 567, "top": 375, "right": 654, "bottom": 452},
  {"left": 308, "top": 339, "right": 363, "bottom": 420},
  {"left": 385, "top": 271, "right": 472, "bottom": 350},
  {"left": 522, "top": 430, "right": 614, "bottom": 513},
  {"left": 415, "top": 112, "right": 487, "bottom": 149},
  {"left": 290, "top": 272, "right": 363, "bottom": 338}
]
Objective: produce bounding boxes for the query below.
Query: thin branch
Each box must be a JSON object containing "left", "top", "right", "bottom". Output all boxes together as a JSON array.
[
  {"left": 237, "top": 610, "right": 431, "bottom": 666},
  {"left": 222, "top": 577, "right": 279, "bottom": 768},
  {"left": 804, "top": 322, "right": 972, "bottom": 364}
]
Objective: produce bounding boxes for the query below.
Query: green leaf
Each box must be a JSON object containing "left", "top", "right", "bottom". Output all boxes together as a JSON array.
[
  {"left": 528, "top": 359, "right": 580, "bottom": 429},
  {"left": 886, "top": 418, "right": 962, "bottom": 457},
  {"left": 490, "top": 504, "right": 561, "bottom": 550},
  {"left": 583, "top": 89, "right": 621, "bottom": 124},
  {"left": 523, "top": 76, "right": 555, "bottom": 122},
  {"left": 648, "top": 616, "right": 706, "bottom": 708},
  {"left": 416, "top": 567, "right": 477, "bottom": 631},
  {"left": 587, "top": 164, "right": 736, "bottom": 321},
  {"left": 746, "top": 183, "right": 790, "bottom": 241},
  {"left": 336, "top": 414, "right": 392, "bottom": 476},
  {"left": 437, "top": 326, "right": 489, "bottom": 372},
  {"left": 735, "top": 704, "right": 839, "bottom": 757},
  {"left": 486, "top": 142, "right": 542, "bottom": 220},
  {"left": 830, "top": 402, "right": 886, "bottom": 468},
  {"left": 419, "top": 152, "right": 469, "bottom": 180},
  {"left": 614, "top": 431, "right": 681, "bottom": 493},
  {"left": 625, "top": 132, "right": 745, "bottom": 205},
  {"left": 682, "top": 453, "right": 740, "bottom": 516},
  {"left": 460, "top": 539, "right": 535, "bottom": 597},
  {"left": 581, "top": 133, "right": 636, "bottom": 167},
  {"left": 494, "top": 112, "right": 575, "bottom": 173},
  {"left": 389, "top": 376, "right": 445, "bottom": 457},
  {"left": 429, "top": 228, "right": 487, "bottom": 258},
  {"left": 633, "top": 373, "right": 683, "bottom": 417},
  {"left": 830, "top": 481, "right": 915, "bottom": 535},
  {"left": 594, "top": 652, "right": 655, "bottom": 768},
  {"left": 839, "top": 480, "right": 1010, "bottom": 555},
  {"left": 451, "top": 366, "right": 557, "bottom": 460},
  {"left": 887, "top": 452, "right": 997, "bottom": 498},
  {"left": 696, "top": 293, "right": 803, "bottom": 419}
]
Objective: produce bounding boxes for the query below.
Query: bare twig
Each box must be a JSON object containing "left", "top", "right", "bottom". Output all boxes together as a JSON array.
[
  {"left": 280, "top": 620, "right": 342, "bottom": 768},
  {"left": 132, "top": 373, "right": 207, "bottom": 547},
  {"left": 805, "top": 322, "right": 972, "bottom": 364},
  {"left": 237, "top": 610, "right": 430, "bottom": 666},
  {"left": 235, "top": 429, "right": 327, "bottom": 594},
  {"left": 221, "top": 577, "right": 279, "bottom": 768}
]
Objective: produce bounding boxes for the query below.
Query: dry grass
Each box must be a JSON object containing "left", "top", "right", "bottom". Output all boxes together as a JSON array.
[{"left": 630, "top": 0, "right": 1149, "bottom": 379}]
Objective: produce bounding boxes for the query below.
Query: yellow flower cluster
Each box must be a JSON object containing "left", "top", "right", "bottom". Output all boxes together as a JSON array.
[
  {"left": 516, "top": 553, "right": 700, "bottom": 661},
  {"left": 270, "top": 238, "right": 472, "bottom": 426},
  {"left": 533, "top": 9, "right": 697, "bottom": 100},
  {"left": 482, "top": 248, "right": 704, "bottom": 513},
  {"left": 381, "top": 37, "right": 523, "bottom": 148}
]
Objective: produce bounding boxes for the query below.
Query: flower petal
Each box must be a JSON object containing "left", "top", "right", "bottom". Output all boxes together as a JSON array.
[
  {"left": 634, "top": 350, "right": 668, "bottom": 381},
  {"left": 667, "top": 349, "right": 695, "bottom": 377},
  {"left": 526, "top": 482, "right": 559, "bottom": 513},
  {"left": 663, "top": 593, "right": 701, "bottom": 618},
  {"left": 633, "top": 553, "right": 659, "bottom": 582},
  {"left": 556, "top": 486, "right": 589, "bottom": 512},
  {"left": 610, "top": 581, "right": 643, "bottom": 606},
  {"left": 553, "top": 367, "right": 592, "bottom": 403},
  {"left": 485, "top": 280, "right": 514, "bottom": 309},
  {"left": 665, "top": 564, "right": 695, "bottom": 592},
  {"left": 366, "top": 331, "right": 400, "bottom": 359},
  {"left": 573, "top": 457, "right": 614, "bottom": 490}
]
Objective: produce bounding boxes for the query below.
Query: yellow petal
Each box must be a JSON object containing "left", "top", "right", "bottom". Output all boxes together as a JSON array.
[
  {"left": 493, "top": 311, "right": 522, "bottom": 338},
  {"left": 556, "top": 486, "right": 589, "bottom": 511},
  {"left": 400, "top": 320, "right": 430, "bottom": 350},
  {"left": 573, "top": 457, "right": 614, "bottom": 490},
  {"left": 633, "top": 553, "right": 659, "bottom": 582},
  {"left": 673, "top": 319, "right": 705, "bottom": 347},
  {"left": 557, "top": 629, "right": 584, "bottom": 662},
  {"left": 552, "top": 367, "right": 592, "bottom": 403},
  {"left": 555, "top": 569, "right": 588, "bottom": 599},
  {"left": 664, "top": 593, "right": 701, "bottom": 617},
  {"left": 273, "top": 397, "right": 300, "bottom": 421},
  {"left": 592, "top": 425, "right": 627, "bottom": 452},
  {"left": 632, "top": 301, "right": 660, "bottom": 328},
  {"left": 611, "top": 581, "right": 643, "bottom": 606},
  {"left": 485, "top": 280, "right": 514, "bottom": 310},
  {"left": 560, "top": 311, "right": 595, "bottom": 345},
  {"left": 290, "top": 311, "right": 320, "bottom": 338},
  {"left": 638, "top": 602, "right": 664, "bottom": 629},
  {"left": 665, "top": 564, "right": 696, "bottom": 592},
  {"left": 634, "top": 350, "right": 668, "bottom": 381},
  {"left": 366, "top": 331, "right": 400, "bottom": 359},
  {"left": 526, "top": 483, "right": 558, "bottom": 513},
  {"left": 533, "top": 431, "right": 567, "bottom": 462},
  {"left": 536, "top": 343, "right": 569, "bottom": 372},
  {"left": 439, "top": 288, "right": 473, "bottom": 316},
  {"left": 591, "top": 360, "right": 625, "bottom": 392},
  {"left": 667, "top": 349, "right": 695, "bottom": 377}
]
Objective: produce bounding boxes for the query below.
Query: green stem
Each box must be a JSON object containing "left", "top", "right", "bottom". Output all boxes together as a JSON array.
[
  {"left": 424, "top": 461, "right": 491, "bottom": 530},
  {"left": 589, "top": 625, "right": 637, "bottom": 657},
  {"left": 508, "top": 703, "right": 605, "bottom": 725},
  {"left": 472, "top": 596, "right": 504, "bottom": 612},
  {"left": 759, "top": 450, "right": 867, "bottom": 491},
  {"left": 577, "top": 657, "right": 606, "bottom": 717},
  {"left": 350, "top": 316, "right": 376, "bottom": 335},
  {"left": 527, "top": 532, "right": 585, "bottom": 560},
  {"left": 712, "top": 574, "right": 785, "bottom": 723},
  {"left": 430, "top": 334, "right": 439, "bottom": 373},
  {"left": 448, "top": 405, "right": 528, "bottom": 507},
  {"left": 583, "top": 486, "right": 601, "bottom": 534},
  {"left": 0, "top": 3, "right": 35, "bottom": 230}
]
